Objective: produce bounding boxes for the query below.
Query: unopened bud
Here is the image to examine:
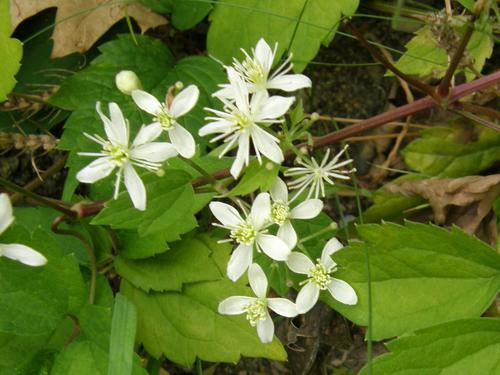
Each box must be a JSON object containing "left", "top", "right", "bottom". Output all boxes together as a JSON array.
[
  {"left": 310, "top": 112, "right": 320, "bottom": 122},
  {"left": 115, "top": 70, "right": 142, "bottom": 95},
  {"left": 265, "top": 162, "right": 274, "bottom": 170},
  {"left": 156, "top": 168, "right": 165, "bottom": 177},
  {"left": 174, "top": 81, "right": 184, "bottom": 91},
  {"left": 299, "top": 146, "right": 308, "bottom": 155}
]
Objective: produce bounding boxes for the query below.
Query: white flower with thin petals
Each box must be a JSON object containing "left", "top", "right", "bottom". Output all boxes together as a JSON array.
[
  {"left": 269, "top": 177, "right": 323, "bottom": 249},
  {"left": 285, "top": 146, "right": 355, "bottom": 200},
  {"left": 0, "top": 194, "right": 47, "bottom": 267},
  {"left": 77, "top": 102, "right": 177, "bottom": 211},
  {"left": 209, "top": 192, "right": 291, "bottom": 281},
  {"left": 218, "top": 263, "right": 298, "bottom": 343},
  {"left": 132, "top": 85, "right": 199, "bottom": 158},
  {"left": 214, "top": 38, "right": 311, "bottom": 99},
  {"left": 201, "top": 68, "right": 294, "bottom": 178},
  {"left": 286, "top": 237, "right": 357, "bottom": 314}
]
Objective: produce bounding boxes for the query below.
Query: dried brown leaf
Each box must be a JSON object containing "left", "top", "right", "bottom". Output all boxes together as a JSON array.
[
  {"left": 386, "top": 174, "right": 500, "bottom": 244},
  {"left": 10, "top": 0, "right": 166, "bottom": 57}
]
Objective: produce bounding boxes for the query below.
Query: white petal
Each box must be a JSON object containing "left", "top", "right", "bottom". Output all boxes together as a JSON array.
[
  {"left": 227, "top": 244, "right": 253, "bottom": 281},
  {"left": 250, "top": 126, "right": 284, "bottom": 164},
  {"left": 108, "top": 102, "right": 129, "bottom": 145},
  {"left": 277, "top": 220, "right": 297, "bottom": 250},
  {"left": 269, "top": 177, "right": 288, "bottom": 202},
  {"left": 209, "top": 201, "right": 244, "bottom": 227},
  {"left": 256, "top": 312, "right": 274, "bottom": 343},
  {"left": 170, "top": 85, "right": 199, "bottom": 118},
  {"left": 130, "top": 142, "right": 177, "bottom": 163},
  {"left": 1, "top": 244, "right": 47, "bottom": 266},
  {"left": 327, "top": 278, "right": 358, "bottom": 305},
  {"left": 296, "top": 282, "right": 319, "bottom": 314},
  {"left": 321, "top": 237, "right": 343, "bottom": 269},
  {"left": 0, "top": 194, "right": 14, "bottom": 235},
  {"left": 248, "top": 263, "right": 268, "bottom": 298},
  {"left": 227, "top": 68, "right": 249, "bottom": 113},
  {"left": 230, "top": 133, "right": 249, "bottom": 179},
  {"left": 198, "top": 120, "right": 233, "bottom": 136},
  {"left": 290, "top": 199, "right": 323, "bottom": 219},
  {"left": 249, "top": 192, "right": 271, "bottom": 229},
  {"left": 254, "top": 38, "right": 274, "bottom": 74},
  {"left": 256, "top": 234, "right": 290, "bottom": 261},
  {"left": 256, "top": 95, "right": 295, "bottom": 120},
  {"left": 131, "top": 90, "right": 162, "bottom": 115},
  {"left": 267, "top": 298, "right": 298, "bottom": 317},
  {"left": 123, "top": 163, "right": 146, "bottom": 211},
  {"left": 218, "top": 296, "right": 255, "bottom": 315},
  {"left": 267, "top": 74, "right": 312, "bottom": 91},
  {"left": 168, "top": 123, "right": 195, "bottom": 158},
  {"left": 76, "top": 157, "right": 115, "bottom": 183},
  {"left": 213, "top": 84, "right": 235, "bottom": 101},
  {"left": 133, "top": 123, "right": 163, "bottom": 146},
  {"left": 286, "top": 252, "right": 314, "bottom": 274}
]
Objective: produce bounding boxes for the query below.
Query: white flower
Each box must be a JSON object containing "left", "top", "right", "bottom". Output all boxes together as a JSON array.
[
  {"left": 209, "top": 192, "right": 291, "bottom": 281},
  {"left": 285, "top": 146, "right": 355, "bottom": 200},
  {"left": 115, "top": 70, "right": 142, "bottom": 95},
  {"left": 77, "top": 102, "right": 177, "bottom": 211},
  {"left": 200, "top": 68, "right": 294, "bottom": 178},
  {"left": 214, "top": 38, "right": 311, "bottom": 99},
  {"left": 218, "top": 263, "right": 298, "bottom": 343},
  {"left": 0, "top": 194, "right": 47, "bottom": 267},
  {"left": 269, "top": 177, "right": 323, "bottom": 249},
  {"left": 286, "top": 237, "right": 357, "bottom": 314},
  {"left": 131, "top": 85, "right": 199, "bottom": 158}
]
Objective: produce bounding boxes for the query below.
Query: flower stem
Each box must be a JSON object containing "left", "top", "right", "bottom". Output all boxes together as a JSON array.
[{"left": 299, "top": 222, "right": 338, "bottom": 245}]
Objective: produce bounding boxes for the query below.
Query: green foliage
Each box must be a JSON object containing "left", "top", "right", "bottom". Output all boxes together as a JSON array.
[
  {"left": 228, "top": 159, "right": 280, "bottom": 196},
  {"left": 402, "top": 126, "right": 500, "bottom": 177},
  {"left": 172, "top": 0, "right": 213, "bottom": 30},
  {"left": 359, "top": 319, "right": 500, "bottom": 374},
  {"left": 207, "top": 0, "right": 359, "bottom": 72},
  {"left": 328, "top": 221, "right": 500, "bottom": 340},
  {"left": 108, "top": 294, "right": 137, "bottom": 375},
  {"left": 115, "top": 235, "right": 224, "bottom": 292},
  {"left": 392, "top": 17, "right": 493, "bottom": 80},
  {"left": 0, "top": 0, "right": 23, "bottom": 101}
]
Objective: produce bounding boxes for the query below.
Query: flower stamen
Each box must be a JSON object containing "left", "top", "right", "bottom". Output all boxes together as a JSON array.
[{"left": 244, "top": 298, "right": 267, "bottom": 326}]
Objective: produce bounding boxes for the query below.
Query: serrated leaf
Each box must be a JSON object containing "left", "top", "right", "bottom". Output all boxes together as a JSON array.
[
  {"left": 115, "top": 236, "right": 224, "bottom": 292},
  {"left": 92, "top": 170, "right": 197, "bottom": 238},
  {"left": 0, "top": 227, "right": 86, "bottom": 335},
  {"left": 402, "top": 127, "right": 500, "bottom": 177},
  {"left": 327, "top": 221, "right": 500, "bottom": 340},
  {"left": 359, "top": 318, "right": 500, "bottom": 375},
  {"left": 207, "top": 0, "right": 359, "bottom": 72},
  {"left": 228, "top": 159, "right": 280, "bottom": 196},
  {"left": 0, "top": 0, "right": 22, "bottom": 101},
  {"left": 393, "top": 18, "right": 493, "bottom": 80},
  {"left": 118, "top": 231, "right": 170, "bottom": 260},
  {"left": 121, "top": 278, "right": 287, "bottom": 367}
]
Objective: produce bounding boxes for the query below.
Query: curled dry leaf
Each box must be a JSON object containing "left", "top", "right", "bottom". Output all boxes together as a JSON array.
[
  {"left": 10, "top": 0, "right": 167, "bottom": 57},
  {"left": 385, "top": 174, "right": 500, "bottom": 246}
]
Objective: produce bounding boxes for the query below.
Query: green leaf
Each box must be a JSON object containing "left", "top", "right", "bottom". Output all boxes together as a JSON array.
[
  {"left": 0, "top": 0, "right": 23, "bottom": 101},
  {"left": 359, "top": 318, "right": 500, "bottom": 375},
  {"left": 328, "top": 221, "right": 500, "bottom": 340},
  {"left": 0, "top": 227, "right": 86, "bottom": 335},
  {"left": 121, "top": 278, "right": 286, "bottom": 367},
  {"left": 393, "top": 18, "right": 493, "bottom": 80},
  {"left": 108, "top": 294, "right": 137, "bottom": 375},
  {"left": 172, "top": 0, "right": 213, "bottom": 30},
  {"left": 228, "top": 159, "right": 280, "bottom": 196},
  {"left": 402, "top": 126, "right": 500, "bottom": 177},
  {"left": 115, "top": 235, "right": 224, "bottom": 292},
  {"left": 92, "top": 170, "right": 197, "bottom": 238},
  {"left": 118, "top": 230, "right": 170, "bottom": 260},
  {"left": 207, "top": 0, "right": 359, "bottom": 72}
]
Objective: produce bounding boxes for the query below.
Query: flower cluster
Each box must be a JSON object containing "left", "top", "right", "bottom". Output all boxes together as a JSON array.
[
  {"left": 200, "top": 38, "right": 311, "bottom": 178},
  {"left": 0, "top": 194, "right": 47, "bottom": 267}
]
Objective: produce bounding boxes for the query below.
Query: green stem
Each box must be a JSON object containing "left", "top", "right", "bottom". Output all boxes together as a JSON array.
[
  {"left": 195, "top": 357, "right": 203, "bottom": 375},
  {"left": 299, "top": 223, "right": 338, "bottom": 244},
  {"left": 181, "top": 157, "right": 223, "bottom": 191},
  {"left": 146, "top": 357, "right": 162, "bottom": 375}
]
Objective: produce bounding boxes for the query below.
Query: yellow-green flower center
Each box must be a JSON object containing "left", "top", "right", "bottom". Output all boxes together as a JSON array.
[
  {"left": 244, "top": 298, "right": 267, "bottom": 326},
  {"left": 233, "top": 112, "right": 253, "bottom": 131},
  {"left": 103, "top": 142, "right": 129, "bottom": 166},
  {"left": 230, "top": 221, "right": 256, "bottom": 245},
  {"left": 155, "top": 109, "right": 175, "bottom": 130},
  {"left": 309, "top": 261, "right": 331, "bottom": 290},
  {"left": 243, "top": 58, "right": 266, "bottom": 86},
  {"left": 271, "top": 201, "right": 290, "bottom": 225}
]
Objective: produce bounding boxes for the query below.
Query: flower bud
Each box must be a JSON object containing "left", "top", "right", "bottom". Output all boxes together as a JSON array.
[{"left": 115, "top": 70, "right": 142, "bottom": 95}]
